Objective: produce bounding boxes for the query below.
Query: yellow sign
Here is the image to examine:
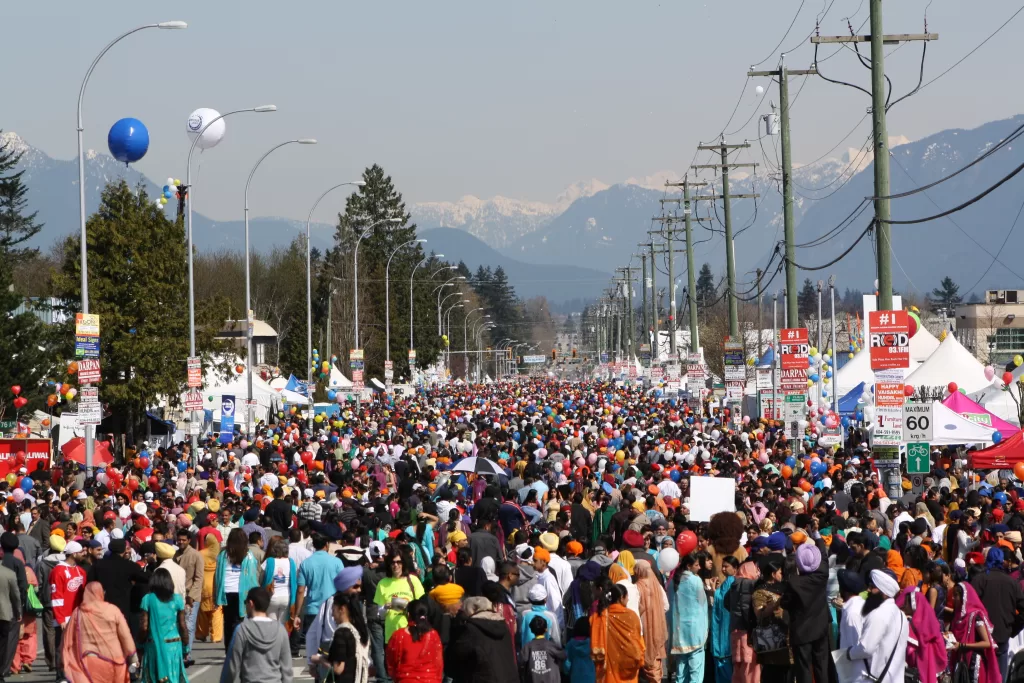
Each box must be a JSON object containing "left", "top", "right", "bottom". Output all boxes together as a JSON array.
[{"left": 75, "top": 313, "right": 100, "bottom": 337}]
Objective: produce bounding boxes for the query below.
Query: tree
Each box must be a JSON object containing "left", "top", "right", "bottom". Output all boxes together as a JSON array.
[
  {"left": 315, "top": 164, "right": 444, "bottom": 380},
  {"left": 798, "top": 278, "right": 817, "bottom": 322},
  {"left": 695, "top": 263, "right": 716, "bottom": 310},
  {"left": 0, "top": 133, "right": 49, "bottom": 416},
  {"left": 929, "top": 276, "right": 962, "bottom": 313},
  {"left": 51, "top": 180, "right": 226, "bottom": 438}
]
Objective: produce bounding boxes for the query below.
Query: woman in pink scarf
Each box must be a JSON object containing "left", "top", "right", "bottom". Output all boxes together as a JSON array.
[
  {"left": 949, "top": 582, "right": 1000, "bottom": 683},
  {"left": 896, "top": 586, "right": 946, "bottom": 683}
]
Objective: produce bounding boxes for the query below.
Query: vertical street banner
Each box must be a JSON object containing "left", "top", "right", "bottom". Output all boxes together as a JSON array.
[
  {"left": 723, "top": 340, "right": 745, "bottom": 382},
  {"left": 779, "top": 328, "right": 809, "bottom": 370},
  {"left": 187, "top": 357, "right": 202, "bottom": 388},
  {"left": 873, "top": 382, "right": 905, "bottom": 446},
  {"left": 220, "top": 395, "right": 235, "bottom": 444},
  {"left": 868, "top": 310, "right": 910, "bottom": 371}
]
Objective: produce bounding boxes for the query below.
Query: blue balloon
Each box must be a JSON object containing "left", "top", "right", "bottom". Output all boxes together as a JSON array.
[
  {"left": 994, "top": 431, "right": 1003, "bottom": 444},
  {"left": 19, "top": 478, "right": 32, "bottom": 493},
  {"left": 327, "top": 390, "right": 337, "bottom": 401},
  {"left": 826, "top": 370, "right": 833, "bottom": 379},
  {"left": 855, "top": 411, "right": 864, "bottom": 421},
  {"left": 107, "top": 117, "right": 149, "bottom": 164},
  {"left": 841, "top": 416, "right": 850, "bottom": 427},
  {"left": 785, "top": 456, "right": 797, "bottom": 467},
  {"left": 686, "top": 416, "right": 694, "bottom": 425},
  {"left": 625, "top": 432, "right": 633, "bottom": 442},
  {"left": 670, "top": 470, "right": 681, "bottom": 482},
  {"left": 177, "top": 461, "right": 187, "bottom": 473}
]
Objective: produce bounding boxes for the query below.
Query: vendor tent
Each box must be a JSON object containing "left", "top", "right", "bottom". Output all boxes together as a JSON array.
[
  {"left": 904, "top": 333, "right": 989, "bottom": 394},
  {"left": 968, "top": 430, "right": 1024, "bottom": 469},
  {"left": 930, "top": 400, "right": 1000, "bottom": 446},
  {"left": 970, "top": 380, "right": 1023, "bottom": 427},
  {"left": 835, "top": 349, "right": 874, "bottom": 397},
  {"left": 941, "top": 391, "right": 1019, "bottom": 438},
  {"left": 838, "top": 382, "right": 866, "bottom": 416},
  {"left": 910, "top": 326, "right": 941, "bottom": 364},
  {"left": 329, "top": 365, "right": 353, "bottom": 388}
]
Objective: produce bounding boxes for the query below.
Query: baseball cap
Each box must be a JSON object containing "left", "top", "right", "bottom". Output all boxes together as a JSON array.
[{"left": 84, "top": 540, "right": 101, "bottom": 549}]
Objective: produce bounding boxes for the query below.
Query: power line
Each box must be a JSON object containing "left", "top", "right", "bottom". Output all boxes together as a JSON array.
[
  {"left": 789, "top": 222, "right": 873, "bottom": 271},
  {"left": 963, "top": 191, "right": 1024, "bottom": 293},
  {"left": 918, "top": 4, "right": 1024, "bottom": 94},
  {"left": 750, "top": 0, "right": 807, "bottom": 67}
]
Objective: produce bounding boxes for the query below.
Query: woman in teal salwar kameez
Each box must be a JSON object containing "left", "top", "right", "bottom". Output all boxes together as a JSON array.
[{"left": 141, "top": 568, "right": 189, "bottom": 683}]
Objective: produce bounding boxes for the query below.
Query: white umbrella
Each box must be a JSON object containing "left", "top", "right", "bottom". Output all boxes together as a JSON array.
[{"left": 450, "top": 456, "right": 504, "bottom": 476}]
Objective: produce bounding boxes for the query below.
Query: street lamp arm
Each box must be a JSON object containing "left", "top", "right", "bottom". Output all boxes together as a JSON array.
[
  {"left": 306, "top": 181, "right": 364, "bottom": 230},
  {"left": 246, "top": 140, "right": 312, "bottom": 207}
]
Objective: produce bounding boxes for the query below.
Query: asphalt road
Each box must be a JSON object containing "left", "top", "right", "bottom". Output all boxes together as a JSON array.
[{"left": 11, "top": 637, "right": 314, "bottom": 683}]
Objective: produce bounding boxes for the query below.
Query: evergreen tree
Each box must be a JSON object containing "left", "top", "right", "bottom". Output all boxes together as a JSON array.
[
  {"left": 315, "top": 165, "right": 443, "bottom": 380},
  {"left": 798, "top": 278, "right": 817, "bottom": 321},
  {"left": 455, "top": 261, "right": 472, "bottom": 280},
  {"left": 0, "top": 133, "right": 48, "bottom": 415},
  {"left": 929, "top": 276, "right": 962, "bottom": 312},
  {"left": 695, "top": 263, "right": 716, "bottom": 308},
  {"left": 485, "top": 266, "right": 522, "bottom": 346},
  {"left": 51, "top": 180, "right": 226, "bottom": 437}
]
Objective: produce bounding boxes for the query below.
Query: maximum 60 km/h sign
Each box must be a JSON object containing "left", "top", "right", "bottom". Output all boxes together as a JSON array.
[{"left": 903, "top": 403, "right": 933, "bottom": 442}]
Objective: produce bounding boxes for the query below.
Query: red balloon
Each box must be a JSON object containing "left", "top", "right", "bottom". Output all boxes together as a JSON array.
[
  {"left": 12, "top": 397, "right": 27, "bottom": 409},
  {"left": 903, "top": 385, "right": 915, "bottom": 397},
  {"left": 675, "top": 530, "right": 698, "bottom": 557},
  {"left": 278, "top": 462, "right": 288, "bottom": 475},
  {"left": 126, "top": 478, "right": 139, "bottom": 492},
  {"left": 948, "top": 382, "right": 958, "bottom": 394},
  {"left": 10, "top": 386, "right": 20, "bottom": 396},
  {"left": 1003, "top": 372, "right": 1014, "bottom": 386},
  {"left": 140, "top": 457, "right": 150, "bottom": 470},
  {"left": 14, "top": 454, "right": 24, "bottom": 466},
  {"left": 148, "top": 476, "right": 159, "bottom": 488}
]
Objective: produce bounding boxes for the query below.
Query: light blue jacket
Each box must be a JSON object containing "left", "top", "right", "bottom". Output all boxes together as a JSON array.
[{"left": 215, "top": 550, "right": 260, "bottom": 618}]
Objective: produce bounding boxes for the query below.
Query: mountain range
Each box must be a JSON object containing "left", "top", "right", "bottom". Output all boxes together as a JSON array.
[{"left": 6, "top": 113, "right": 1024, "bottom": 307}]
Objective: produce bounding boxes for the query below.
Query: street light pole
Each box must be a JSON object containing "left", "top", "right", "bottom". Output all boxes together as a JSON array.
[
  {"left": 303, "top": 181, "right": 365, "bottom": 430},
  {"left": 77, "top": 20, "right": 186, "bottom": 472},
  {"left": 184, "top": 105, "right": 277, "bottom": 452},
  {"left": 353, "top": 218, "right": 402, "bottom": 349},
  {"left": 409, "top": 256, "right": 447, "bottom": 359},
  {"left": 464, "top": 309, "right": 486, "bottom": 381},
  {"left": 444, "top": 302, "right": 465, "bottom": 379},
  {"left": 244, "top": 138, "right": 317, "bottom": 436},
  {"left": 386, "top": 238, "right": 426, "bottom": 364},
  {"left": 436, "top": 276, "right": 466, "bottom": 334}
]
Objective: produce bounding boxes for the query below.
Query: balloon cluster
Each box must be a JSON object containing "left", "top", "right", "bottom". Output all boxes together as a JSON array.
[
  {"left": 10, "top": 386, "right": 26, "bottom": 411},
  {"left": 806, "top": 347, "right": 835, "bottom": 398},
  {"left": 158, "top": 178, "right": 182, "bottom": 207},
  {"left": 907, "top": 307, "right": 922, "bottom": 338},
  {"left": 312, "top": 349, "right": 331, "bottom": 380}
]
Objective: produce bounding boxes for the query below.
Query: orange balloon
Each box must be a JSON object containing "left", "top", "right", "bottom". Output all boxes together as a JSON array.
[
  {"left": 780, "top": 465, "right": 792, "bottom": 479},
  {"left": 800, "top": 480, "right": 812, "bottom": 492},
  {"left": 41, "top": 418, "right": 50, "bottom": 426},
  {"left": 67, "top": 361, "right": 79, "bottom": 374},
  {"left": 1015, "top": 462, "right": 1024, "bottom": 481}
]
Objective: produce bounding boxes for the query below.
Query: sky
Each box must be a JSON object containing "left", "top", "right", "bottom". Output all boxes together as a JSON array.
[{"left": 4, "top": 1, "right": 1024, "bottom": 222}]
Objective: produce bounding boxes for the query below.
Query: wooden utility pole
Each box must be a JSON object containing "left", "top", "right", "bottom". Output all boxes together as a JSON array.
[
  {"left": 749, "top": 57, "right": 816, "bottom": 327},
  {"left": 693, "top": 142, "right": 760, "bottom": 337},
  {"left": 665, "top": 178, "right": 709, "bottom": 354},
  {"left": 811, "top": 2, "right": 937, "bottom": 310}
]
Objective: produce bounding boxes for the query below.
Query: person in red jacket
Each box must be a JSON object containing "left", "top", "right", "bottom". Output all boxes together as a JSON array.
[
  {"left": 386, "top": 600, "right": 443, "bottom": 683},
  {"left": 51, "top": 541, "right": 87, "bottom": 682}
]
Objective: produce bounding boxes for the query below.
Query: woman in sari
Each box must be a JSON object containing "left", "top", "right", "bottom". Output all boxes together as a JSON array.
[
  {"left": 949, "top": 582, "right": 1000, "bottom": 683},
  {"left": 62, "top": 582, "right": 138, "bottom": 683},
  {"left": 592, "top": 584, "right": 645, "bottom": 683},
  {"left": 140, "top": 568, "right": 188, "bottom": 683},
  {"left": 886, "top": 550, "right": 906, "bottom": 584},
  {"left": 608, "top": 563, "right": 640, "bottom": 622},
  {"left": 710, "top": 557, "right": 737, "bottom": 683},
  {"left": 635, "top": 563, "right": 668, "bottom": 683},
  {"left": 670, "top": 553, "right": 708, "bottom": 683},
  {"left": 196, "top": 532, "right": 222, "bottom": 643},
  {"left": 896, "top": 586, "right": 946, "bottom": 683}
]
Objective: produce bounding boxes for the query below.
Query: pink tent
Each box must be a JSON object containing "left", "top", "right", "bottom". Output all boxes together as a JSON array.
[{"left": 941, "top": 391, "right": 1020, "bottom": 438}]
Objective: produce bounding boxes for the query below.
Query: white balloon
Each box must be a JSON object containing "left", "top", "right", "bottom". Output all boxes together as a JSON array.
[
  {"left": 186, "top": 108, "right": 226, "bottom": 150},
  {"left": 755, "top": 85, "right": 765, "bottom": 96},
  {"left": 166, "top": 177, "right": 175, "bottom": 187}
]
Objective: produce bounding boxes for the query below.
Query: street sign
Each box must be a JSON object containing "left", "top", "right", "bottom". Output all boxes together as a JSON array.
[
  {"left": 0, "top": 421, "right": 15, "bottom": 431},
  {"left": 75, "top": 313, "right": 101, "bottom": 360},
  {"left": 79, "top": 401, "right": 102, "bottom": 426},
  {"left": 408, "top": 349, "right": 416, "bottom": 367},
  {"left": 184, "top": 390, "right": 204, "bottom": 411},
  {"left": 872, "top": 382, "right": 905, "bottom": 446},
  {"left": 903, "top": 403, "right": 933, "bottom": 442},
  {"left": 907, "top": 442, "right": 931, "bottom": 474},
  {"left": 523, "top": 355, "right": 546, "bottom": 365},
  {"left": 873, "top": 445, "right": 901, "bottom": 466},
  {"left": 868, "top": 310, "right": 910, "bottom": 370},
  {"left": 723, "top": 341, "right": 745, "bottom": 381},
  {"left": 910, "top": 474, "right": 926, "bottom": 494},
  {"left": 77, "top": 359, "right": 101, "bottom": 384},
  {"left": 187, "top": 357, "right": 202, "bottom": 388}
]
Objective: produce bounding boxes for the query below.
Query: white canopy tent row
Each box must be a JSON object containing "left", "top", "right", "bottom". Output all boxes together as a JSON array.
[
  {"left": 903, "top": 332, "right": 990, "bottom": 394},
  {"left": 833, "top": 326, "right": 941, "bottom": 398},
  {"left": 971, "top": 381, "right": 1023, "bottom": 427}
]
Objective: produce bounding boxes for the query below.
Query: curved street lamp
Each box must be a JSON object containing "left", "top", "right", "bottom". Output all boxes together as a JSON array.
[
  {"left": 353, "top": 218, "right": 402, "bottom": 349},
  {"left": 386, "top": 238, "right": 426, "bottom": 363}
]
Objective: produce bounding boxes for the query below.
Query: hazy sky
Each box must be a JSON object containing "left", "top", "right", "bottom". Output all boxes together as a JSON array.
[{"left": 5, "top": 1, "right": 1023, "bottom": 221}]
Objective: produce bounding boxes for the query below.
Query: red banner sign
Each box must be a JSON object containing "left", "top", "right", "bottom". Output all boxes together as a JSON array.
[
  {"left": 0, "top": 438, "right": 50, "bottom": 478},
  {"left": 869, "top": 310, "right": 910, "bottom": 370},
  {"left": 77, "top": 359, "right": 101, "bottom": 384},
  {"left": 779, "top": 328, "right": 809, "bottom": 371}
]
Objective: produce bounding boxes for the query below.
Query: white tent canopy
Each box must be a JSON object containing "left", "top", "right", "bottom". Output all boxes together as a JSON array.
[
  {"left": 904, "top": 333, "right": 989, "bottom": 394},
  {"left": 971, "top": 381, "right": 1023, "bottom": 427},
  {"left": 329, "top": 366, "right": 353, "bottom": 388},
  {"left": 931, "top": 400, "right": 997, "bottom": 445},
  {"left": 835, "top": 328, "right": 942, "bottom": 398},
  {"left": 911, "top": 326, "right": 941, "bottom": 364}
]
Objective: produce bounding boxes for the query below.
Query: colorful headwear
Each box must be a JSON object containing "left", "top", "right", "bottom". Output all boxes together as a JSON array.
[
  {"left": 429, "top": 583, "right": 465, "bottom": 606},
  {"left": 155, "top": 542, "right": 176, "bottom": 560},
  {"left": 533, "top": 547, "right": 551, "bottom": 563},
  {"left": 565, "top": 541, "right": 584, "bottom": 556}
]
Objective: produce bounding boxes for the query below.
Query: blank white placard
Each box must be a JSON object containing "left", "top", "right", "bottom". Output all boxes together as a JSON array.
[{"left": 688, "top": 477, "right": 737, "bottom": 522}]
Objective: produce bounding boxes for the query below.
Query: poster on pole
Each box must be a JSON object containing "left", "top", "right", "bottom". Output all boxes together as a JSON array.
[
  {"left": 868, "top": 310, "right": 910, "bottom": 371},
  {"left": 187, "top": 357, "right": 202, "bottom": 388},
  {"left": 723, "top": 341, "right": 745, "bottom": 382},
  {"left": 77, "top": 359, "right": 101, "bottom": 384},
  {"left": 219, "top": 395, "right": 235, "bottom": 444},
  {"left": 779, "top": 328, "right": 809, "bottom": 370}
]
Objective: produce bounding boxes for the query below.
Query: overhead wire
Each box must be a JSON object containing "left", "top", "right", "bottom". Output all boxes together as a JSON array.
[
  {"left": 788, "top": 222, "right": 874, "bottom": 270},
  {"left": 963, "top": 191, "right": 1024, "bottom": 293},
  {"left": 750, "top": 0, "right": 807, "bottom": 68}
]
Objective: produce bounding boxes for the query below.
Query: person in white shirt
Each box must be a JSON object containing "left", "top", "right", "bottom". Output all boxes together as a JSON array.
[
  {"left": 155, "top": 542, "right": 187, "bottom": 598},
  {"left": 538, "top": 533, "right": 573, "bottom": 596},
  {"left": 241, "top": 450, "right": 261, "bottom": 468},
  {"left": 842, "top": 569, "right": 908, "bottom": 683}
]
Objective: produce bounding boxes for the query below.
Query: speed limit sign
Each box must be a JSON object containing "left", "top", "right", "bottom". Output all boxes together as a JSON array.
[{"left": 902, "top": 403, "right": 933, "bottom": 441}]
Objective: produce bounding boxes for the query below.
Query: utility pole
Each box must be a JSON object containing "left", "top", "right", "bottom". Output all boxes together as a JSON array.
[
  {"left": 664, "top": 178, "right": 709, "bottom": 353},
  {"left": 651, "top": 212, "right": 681, "bottom": 358},
  {"left": 749, "top": 56, "right": 816, "bottom": 327},
  {"left": 811, "top": 7, "right": 937, "bottom": 309},
  {"left": 639, "top": 253, "right": 648, "bottom": 361},
  {"left": 694, "top": 140, "right": 759, "bottom": 338},
  {"left": 645, "top": 241, "right": 659, "bottom": 361},
  {"left": 615, "top": 267, "right": 636, "bottom": 360}
]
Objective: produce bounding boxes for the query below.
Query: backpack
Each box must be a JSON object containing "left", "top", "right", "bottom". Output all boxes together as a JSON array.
[{"left": 26, "top": 584, "right": 43, "bottom": 617}]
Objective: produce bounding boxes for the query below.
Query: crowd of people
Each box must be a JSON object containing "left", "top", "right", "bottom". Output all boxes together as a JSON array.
[{"left": 1, "top": 379, "right": 1023, "bottom": 683}]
